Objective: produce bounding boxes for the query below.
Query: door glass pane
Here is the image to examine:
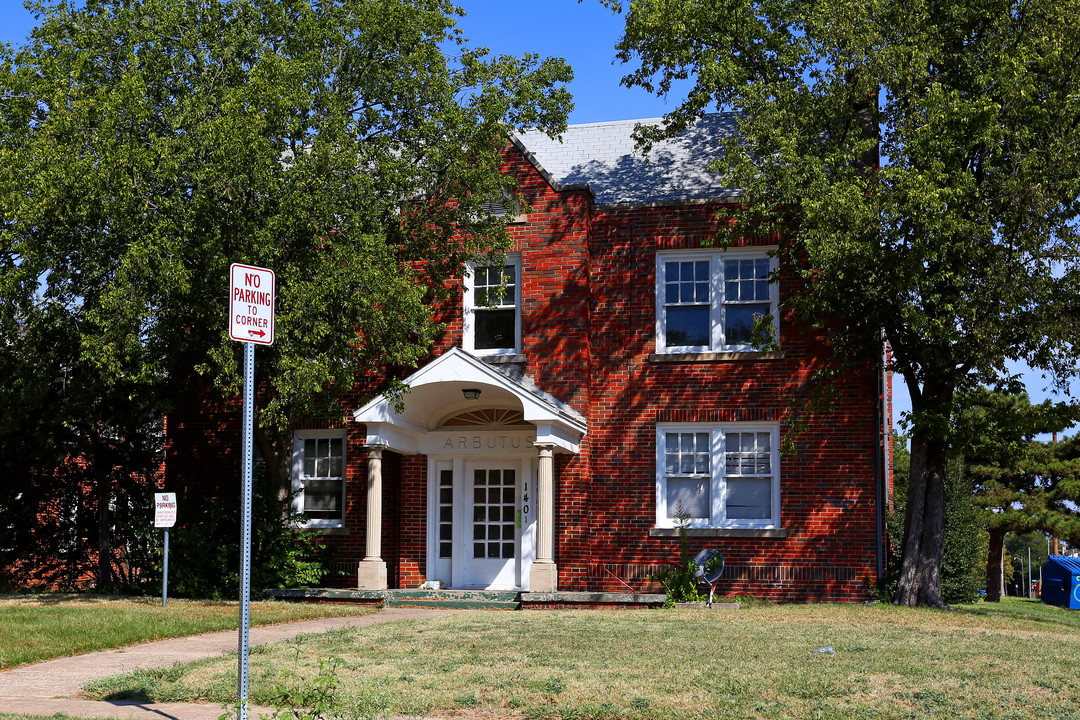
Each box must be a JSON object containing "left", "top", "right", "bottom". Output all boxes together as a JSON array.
[
  {"left": 439, "top": 469, "right": 453, "bottom": 559},
  {"left": 472, "top": 468, "right": 517, "bottom": 559}
]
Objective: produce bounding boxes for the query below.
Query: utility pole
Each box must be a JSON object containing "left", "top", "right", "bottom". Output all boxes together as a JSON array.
[{"left": 1027, "top": 547, "right": 1032, "bottom": 598}]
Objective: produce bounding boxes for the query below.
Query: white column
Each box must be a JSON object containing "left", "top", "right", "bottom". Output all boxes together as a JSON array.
[
  {"left": 364, "top": 447, "right": 383, "bottom": 561},
  {"left": 357, "top": 446, "right": 387, "bottom": 590},
  {"left": 530, "top": 444, "right": 558, "bottom": 592}
]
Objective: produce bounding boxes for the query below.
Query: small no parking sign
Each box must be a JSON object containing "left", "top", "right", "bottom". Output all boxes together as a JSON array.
[
  {"left": 155, "top": 493, "right": 177, "bottom": 528},
  {"left": 155, "top": 492, "right": 177, "bottom": 608}
]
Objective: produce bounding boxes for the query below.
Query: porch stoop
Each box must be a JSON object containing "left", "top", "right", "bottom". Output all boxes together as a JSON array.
[{"left": 266, "top": 588, "right": 667, "bottom": 609}]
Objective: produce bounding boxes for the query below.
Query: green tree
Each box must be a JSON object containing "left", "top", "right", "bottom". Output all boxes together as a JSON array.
[
  {"left": 959, "top": 390, "right": 1080, "bottom": 601},
  {"left": 0, "top": 299, "right": 162, "bottom": 591},
  {"left": 609, "top": 0, "right": 1080, "bottom": 606},
  {"left": 0, "top": 0, "right": 572, "bottom": 587}
]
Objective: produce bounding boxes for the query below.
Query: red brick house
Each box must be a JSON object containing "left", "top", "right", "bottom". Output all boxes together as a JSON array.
[{"left": 166, "top": 115, "right": 892, "bottom": 603}]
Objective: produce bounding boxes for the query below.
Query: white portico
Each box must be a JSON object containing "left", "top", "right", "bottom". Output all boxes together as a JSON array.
[{"left": 351, "top": 348, "right": 586, "bottom": 592}]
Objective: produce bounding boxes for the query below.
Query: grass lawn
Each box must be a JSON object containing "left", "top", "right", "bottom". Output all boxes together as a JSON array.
[
  {"left": 0, "top": 592, "right": 375, "bottom": 669},
  {"left": 77, "top": 597, "right": 1080, "bottom": 720}
]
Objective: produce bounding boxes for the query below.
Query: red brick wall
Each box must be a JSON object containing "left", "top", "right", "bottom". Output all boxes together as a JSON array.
[{"left": 554, "top": 200, "right": 881, "bottom": 602}]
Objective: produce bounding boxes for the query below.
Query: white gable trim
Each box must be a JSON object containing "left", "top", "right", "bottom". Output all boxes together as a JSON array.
[{"left": 352, "top": 348, "right": 586, "bottom": 454}]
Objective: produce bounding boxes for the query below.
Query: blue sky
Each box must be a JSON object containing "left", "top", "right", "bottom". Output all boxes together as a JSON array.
[{"left": 2, "top": 0, "right": 1074, "bottom": 432}]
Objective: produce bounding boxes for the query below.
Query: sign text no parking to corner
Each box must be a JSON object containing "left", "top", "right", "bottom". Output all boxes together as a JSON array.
[{"left": 229, "top": 263, "right": 275, "bottom": 345}]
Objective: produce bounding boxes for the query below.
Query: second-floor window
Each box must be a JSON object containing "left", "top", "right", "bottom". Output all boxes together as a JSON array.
[
  {"left": 656, "top": 249, "right": 778, "bottom": 353},
  {"left": 464, "top": 255, "right": 521, "bottom": 355}
]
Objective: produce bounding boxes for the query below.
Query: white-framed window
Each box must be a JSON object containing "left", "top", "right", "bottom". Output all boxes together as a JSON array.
[
  {"left": 463, "top": 254, "right": 521, "bottom": 355},
  {"left": 291, "top": 429, "right": 346, "bottom": 528},
  {"left": 655, "top": 423, "right": 780, "bottom": 529},
  {"left": 656, "top": 248, "right": 778, "bottom": 353}
]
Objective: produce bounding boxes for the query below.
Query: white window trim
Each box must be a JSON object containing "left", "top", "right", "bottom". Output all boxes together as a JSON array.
[
  {"left": 655, "top": 422, "right": 781, "bottom": 530},
  {"left": 291, "top": 428, "right": 347, "bottom": 529},
  {"left": 655, "top": 247, "right": 778, "bottom": 354},
  {"left": 462, "top": 254, "right": 522, "bottom": 356}
]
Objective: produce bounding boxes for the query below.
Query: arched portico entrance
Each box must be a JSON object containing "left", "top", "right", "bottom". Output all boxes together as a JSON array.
[{"left": 352, "top": 348, "right": 585, "bottom": 592}]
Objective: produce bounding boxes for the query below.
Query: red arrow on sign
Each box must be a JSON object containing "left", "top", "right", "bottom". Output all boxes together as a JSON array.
[{"left": 249, "top": 330, "right": 266, "bottom": 338}]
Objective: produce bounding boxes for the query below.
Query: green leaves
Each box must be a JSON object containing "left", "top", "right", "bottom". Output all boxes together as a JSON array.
[
  {"left": 616, "top": 0, "right": 1080, "bottom": 401},
  {"left": 0, "top": 0, "right": 571, "bottom": 487}
]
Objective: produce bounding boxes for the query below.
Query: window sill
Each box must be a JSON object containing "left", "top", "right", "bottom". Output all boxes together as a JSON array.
[
  {"left": 479, "top": 354, "right": 527, "bottom": 364},
  {"left": 648, "top": 351, "right": 785, "bottom": 363},
  {"left": 302, "top": 525, "right": 349, "bottom": 536},
  {"left": 649, "top": 527, "right": 788, "bottom": 539}
]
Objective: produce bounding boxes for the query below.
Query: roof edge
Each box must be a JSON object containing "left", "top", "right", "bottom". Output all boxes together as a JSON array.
[
  {"left": 507, "top": 133, "right": 596, "bottom": 199},
  {"left": 594, "top": 192, "right": 746, "bottom": 211}
]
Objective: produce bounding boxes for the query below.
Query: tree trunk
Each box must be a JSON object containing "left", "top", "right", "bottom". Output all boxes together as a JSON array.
[
  {"left": 93, "top": 433, "right": 113, "bottom": 589},
  {"left": 985, "top": 527, "right": 1006, "bottom": 602},
  {"left": 254, "top": 423, "right": 290, "bottom": 505},
  {"left": 893, "top": 392, "right": 952, "bottom": 608}
]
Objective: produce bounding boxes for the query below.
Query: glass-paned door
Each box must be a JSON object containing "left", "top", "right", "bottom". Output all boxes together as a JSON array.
[{"left": 460, "top": 462, "right": 519, "bottom": 588}]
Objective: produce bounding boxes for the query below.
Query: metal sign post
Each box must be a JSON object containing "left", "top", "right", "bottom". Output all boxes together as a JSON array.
[
  {"left": 163, "top": 528, "right": 169, "bottom": 607},
  {"left": 238, "top": 339, "right": 254, "bottom": 720},
  {"left": 154, "top": 493, "right": 177, "bottom": 607},
  {"left": 228, "top": 263, "right": 274, "bottom": 720}
]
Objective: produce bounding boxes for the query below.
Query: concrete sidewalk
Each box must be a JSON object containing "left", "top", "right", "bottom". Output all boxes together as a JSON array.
[{"left": 0, "top": 607, "right": 461, "bottom": 720}]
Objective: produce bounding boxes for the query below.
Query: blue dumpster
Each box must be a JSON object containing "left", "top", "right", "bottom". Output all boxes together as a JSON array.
[{"left": 1040, "top": 556, "right": 1080, "bottom": 610}]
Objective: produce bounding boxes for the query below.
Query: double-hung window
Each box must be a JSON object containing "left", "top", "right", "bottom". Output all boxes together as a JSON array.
[
  {"left": 656, "top": 424, "right": 780, "bottom": 529},
  {"left": 463, "top": 255, "right": 521, "bottom": 355},
  {"left": 291, "top": 430, "right": 346, "bottom": 528},
  {"left": 656, "top": 249, "right": 777, "bottom": 353}
]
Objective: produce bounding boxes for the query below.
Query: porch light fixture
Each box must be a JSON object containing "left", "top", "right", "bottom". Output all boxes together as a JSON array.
[{"left": 462, "top": 388, "right": 482, "bottom": 400}]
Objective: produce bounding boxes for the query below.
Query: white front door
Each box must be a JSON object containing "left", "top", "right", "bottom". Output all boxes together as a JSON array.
[
  {"left": 426, "top": 453, "right": 536, "bottom": 591},
  {"left": 460, "top": 461, "right": 519, "bottom": 589}
]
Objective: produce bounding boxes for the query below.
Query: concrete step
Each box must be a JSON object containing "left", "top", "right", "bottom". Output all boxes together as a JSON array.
[
  {"left": 385, "top": 590, "right": 521, "bottom": 609},
  {"left": 386, "top": 597, "right": 521, "bottom": 610}
]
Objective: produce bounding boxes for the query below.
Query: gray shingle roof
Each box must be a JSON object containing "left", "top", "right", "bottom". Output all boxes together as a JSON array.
[{"left": 513, "top": 114, "right": 741, "bottom": 206}]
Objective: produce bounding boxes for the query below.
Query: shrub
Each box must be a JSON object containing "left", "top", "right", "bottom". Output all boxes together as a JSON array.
[
  {"left": 168, "top": 477, "right": 328, "bottom": 599},
  {"left": 650, "top": 502, "right": 706, "bottom": 606}
]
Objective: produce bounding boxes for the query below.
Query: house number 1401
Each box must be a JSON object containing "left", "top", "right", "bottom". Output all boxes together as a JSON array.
[{"left": 520, "top": 481, "right": 530, "bottom": 528}]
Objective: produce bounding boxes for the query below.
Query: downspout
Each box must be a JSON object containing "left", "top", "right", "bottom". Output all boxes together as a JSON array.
[{"left": 873, "top": 337, "right": 890, "bottom": 584}]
